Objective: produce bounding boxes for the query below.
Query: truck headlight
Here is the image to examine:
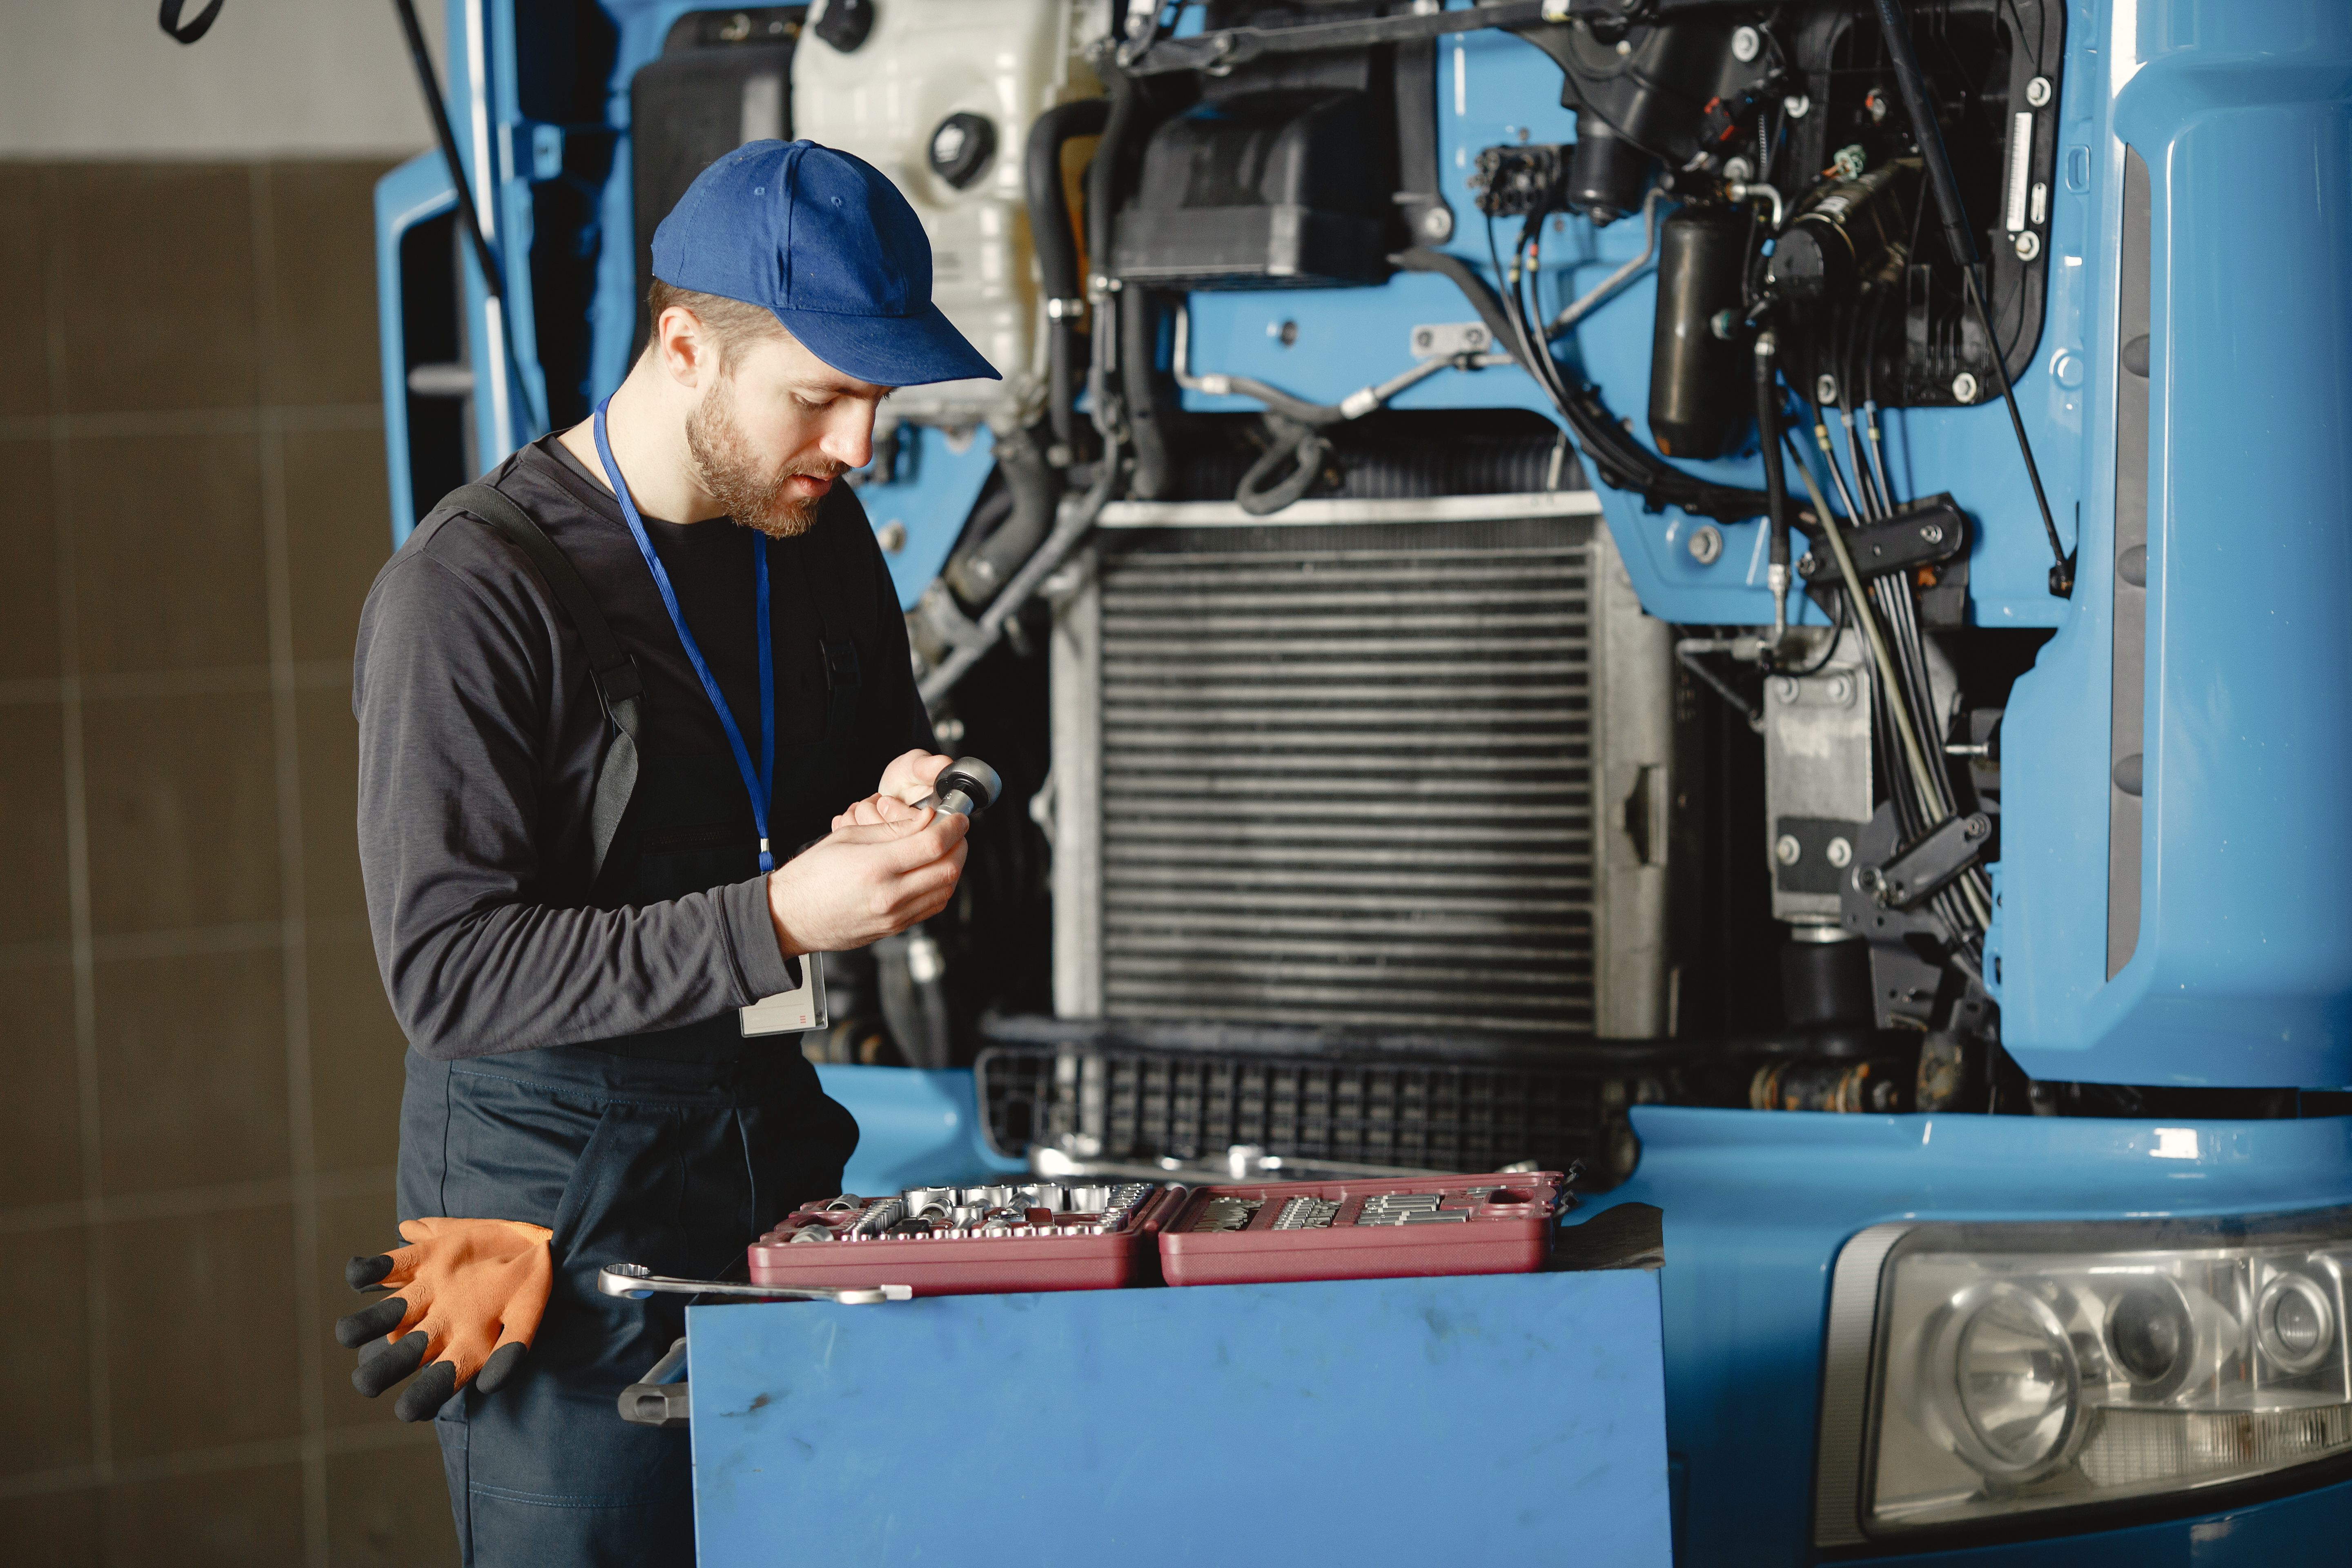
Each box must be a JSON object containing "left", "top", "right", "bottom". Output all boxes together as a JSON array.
[{"left": 1814, "top": 1209, "right": 2352, "bottom": 1546}]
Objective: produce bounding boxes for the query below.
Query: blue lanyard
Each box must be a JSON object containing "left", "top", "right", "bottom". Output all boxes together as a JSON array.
[{"left": 592, "top": 397, "right": 777, "bottom": 873}]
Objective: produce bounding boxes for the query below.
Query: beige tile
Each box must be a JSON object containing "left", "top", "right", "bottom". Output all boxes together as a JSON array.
[
  {"left": 284, "top": 425, "right": 393, "bottom": 665},
  {"left": 13, "top": 1485, "right": 100, "bottom": 1568},
  {"left": 67, "top": 432, "right": 269, "bottom": 677},
  {"left": 0, "top": 1226, "right": 93, "bottom": 1479},
  {"left": 0, "top": 437, "right": 62, "bottom": 680},
  {"left": 0, "top": 700, "right": 71, "bottom": 947},
  {"left": 327, "top": 1430, "right": 457, "bottom": 1566},
  {"left": 54, "top": 165, "right": 258, "bottom": 416},
  {"left": 263, "top": 161, "right": 398, "bottom": 410},
  {"left": 82, "top": 689, "right": 280, "bottom": 938},
  {"left": 297, "top": 684, "right": 365, "bottom": 931},
  {"left": 309, "top": 933, "right": 407, "bottom": 1178},
  {"left": 103, "top": 1460, "right": 305, "bottom": 1566},
  {"left": 0, "top": 961, "right": 83, "bottom": 1210},
  {"left": 93, "top": 944, "right": 288, "bottom": 1197},
  {"left": 101, "top": 1203, "right": 301, "bottom": 1461},
  {"left": 316, "top": 1184, "right": 405, "bottom": 1433}
]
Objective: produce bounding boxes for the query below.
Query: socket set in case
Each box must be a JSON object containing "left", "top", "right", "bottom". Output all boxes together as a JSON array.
[
  {"left": 1156, "top": 1174, "right": 1568, "bottom": 1287},
  {"left": 747, "top": 1181, "right": 1187, "bottom": 1296}
]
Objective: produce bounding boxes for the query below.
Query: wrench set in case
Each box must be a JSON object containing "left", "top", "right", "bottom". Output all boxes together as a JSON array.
[
  {"left": 741, "top": 1172, "right": 1566, "bottom": 1296},
  {"left": 1158, "top": 1174, "right": 1568, "bottom": 1287},
  {"left": 746, "top": 1180, "right": 1188, "bottom": 1296}
]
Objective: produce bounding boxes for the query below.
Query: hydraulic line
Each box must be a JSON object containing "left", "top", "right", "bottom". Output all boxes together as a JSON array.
[
  {"left": 1779, "top": 429, "right": 1962, "bottom": 895},
  {"left": 1755, "top": 332, "right": 1793, "bottom": 642}
]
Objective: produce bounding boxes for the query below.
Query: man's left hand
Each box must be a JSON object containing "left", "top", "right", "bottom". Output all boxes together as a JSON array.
[{"left": 837, "top": 750, "right": 952, "bottom": 829}]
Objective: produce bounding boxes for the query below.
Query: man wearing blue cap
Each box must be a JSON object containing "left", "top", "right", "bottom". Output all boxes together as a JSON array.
[{"left": 342, "top": 143, "right": 999, "bottom": 1565}]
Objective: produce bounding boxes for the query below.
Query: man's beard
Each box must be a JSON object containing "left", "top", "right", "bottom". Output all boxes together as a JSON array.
[{"left": 684, "top": 376, "right": 843, "bottom": 539}]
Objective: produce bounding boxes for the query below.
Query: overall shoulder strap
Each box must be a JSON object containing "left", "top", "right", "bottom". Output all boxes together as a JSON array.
[{"left": 441, "top": 482, "right": 644, "bottom": 885}]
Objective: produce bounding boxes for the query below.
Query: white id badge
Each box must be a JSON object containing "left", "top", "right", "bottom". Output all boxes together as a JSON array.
[{"left": 739, "top": 952, "right": 828, "bottom": 1036}]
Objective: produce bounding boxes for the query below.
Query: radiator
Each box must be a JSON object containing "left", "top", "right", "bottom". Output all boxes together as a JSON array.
[{"left": 1048, "top": 494, "right": 1679, "bottom": 1042}]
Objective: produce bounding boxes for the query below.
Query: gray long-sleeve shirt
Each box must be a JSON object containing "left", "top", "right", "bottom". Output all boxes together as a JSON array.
[{"left": 353, "top": 436, "right": 927, "bottom": 1062}]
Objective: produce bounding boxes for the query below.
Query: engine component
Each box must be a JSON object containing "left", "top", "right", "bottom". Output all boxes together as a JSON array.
[
  {"left": 1511, "top": 19, "right": 1748, "bottom": 224},
  {"left": 1470, "top": 143, "right": 1567, "bottom": 219},
  {"left": 1858, "top": 812, "right": 1992, "bottom": 912},
  {"left": 1647, "top": 205, "right": 1754, "bottom": 459},
  {"left": 626, "top": 14, "right": 801, "bottom": 355},
  {"left": 791, "top": 0, "right": 1100, "bottom": 427},
  {"left": 1793, "top": 495, "right": 1968, "bottom": 588},
  {"left": 1765, "top": 158, "right": 1919, "bottom": 304},
  {"left": 1110, "top": 65, "right": 1394, "bottom": 289},
  {"left": 1781, "top": 926, "right": 1873, "bottom": 1027},
  {"left": 927, "top": 111, "right": 996, "bottom": 188}
]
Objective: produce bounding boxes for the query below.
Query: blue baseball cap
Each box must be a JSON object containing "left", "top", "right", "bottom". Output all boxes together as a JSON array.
[{"left": 650, "top": 140, "right": 1000, "bottom": 388}]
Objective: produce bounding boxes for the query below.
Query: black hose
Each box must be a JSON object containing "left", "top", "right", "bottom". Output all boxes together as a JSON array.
[
  {"left": 1120, "top": 286, "right": 1177, "bottom": 499},
  {"left": 1025, "top": 99, "right": 1109, "bottom": 457},
  {"left": 1755, "top": 334, "right": 1791, "bottom": 584},
  {"left": 1085, "top": 65, "right": 1143, "bottom": 447},
  {"left": 1396, "top": 244, "right": 1775, "bottom": 522},
  {"left": 940, "top": 427, "right": 1060, "bottom": 608}
]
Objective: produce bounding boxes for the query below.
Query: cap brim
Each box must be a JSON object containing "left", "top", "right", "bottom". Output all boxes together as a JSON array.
[{"left": 775, "top": 301, "right": 1002, "bottom": 389}]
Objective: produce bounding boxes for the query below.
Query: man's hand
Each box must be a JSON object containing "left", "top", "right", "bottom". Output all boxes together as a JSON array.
[
  {"left": 767, "top": 806, "right": 969, "bottom": 956},
  {"left": 334, "top": 1218, "right": 554, "bottom": 1423},
  {"left": 876, "top": 749, "right": 952, "bottom": 808}
]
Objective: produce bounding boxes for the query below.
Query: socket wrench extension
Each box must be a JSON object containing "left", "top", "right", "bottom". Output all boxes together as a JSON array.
[
  {"left": 916, "top": 757, "right": 1002, "bottom": 818},
  {"left": 598, "top": 1263, "right": 911, "bottom": 1304}
]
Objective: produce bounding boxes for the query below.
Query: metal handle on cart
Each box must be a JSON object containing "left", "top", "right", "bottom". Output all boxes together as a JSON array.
[
  {"left": 619, "top": 1336, "right": 693, "bottom": 1428},
  {"left": 596, "top": 1263, "right": 914, "bottom": 1304}
]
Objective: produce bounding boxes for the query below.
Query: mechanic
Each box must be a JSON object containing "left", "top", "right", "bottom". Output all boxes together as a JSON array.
[{"left": 337, "top": 141, "right": 997, "bottom": 1566}]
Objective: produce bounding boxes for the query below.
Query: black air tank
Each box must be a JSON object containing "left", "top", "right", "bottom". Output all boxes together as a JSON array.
[{"left": 1647, "top": 204, "right": 1751, "bottom": 460}]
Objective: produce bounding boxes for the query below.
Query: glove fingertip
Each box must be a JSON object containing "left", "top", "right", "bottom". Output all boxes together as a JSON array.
[
  {"left": 352, "top": 1329, "right": 428, "bottom": 1399},
  {"left": 345, "top": 1253, "right": 394, "bottom": 1291},
  {"left": 332, "top": 1295, "right": 408, "bottom": 1349},
  {"left": 394, "top": 1359, "right": 459, "bottom": 1423},
  {"left": 474, "top": 1340, "right": 528, "bottom": 1394}
]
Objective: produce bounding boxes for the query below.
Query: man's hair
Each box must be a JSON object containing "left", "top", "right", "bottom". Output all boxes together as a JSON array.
[{"left": 646, "top": 279, "right": 786, "bottom": 372}]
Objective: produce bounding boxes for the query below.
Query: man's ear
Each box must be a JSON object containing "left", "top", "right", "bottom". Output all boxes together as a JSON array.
[{"left": 654, "top": 305, "right": 713, "bottom": 390}]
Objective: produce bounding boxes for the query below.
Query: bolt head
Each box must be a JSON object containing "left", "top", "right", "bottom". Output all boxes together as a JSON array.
[
  {"left": 1826, "top": 675, "right": 1851, "bottom": 704},
  {"left": 1731, "top": 23, "right": 1761, "bottom": 61},
  {"left": 2025, "top": 74, "right": 2054, "bottom": 107},
  {"left": 1951, "top": 371, "right": 1980, "bottom": 403},
  {"left": 1421, "top": 205, "right": 1453, "bottom": 241},
  {"left": 1784, "top": 93, "right": 1812, "bottom": 119},
  {"left": 1826, "top": 836, "right": 1853, "bottom": 868},
  {"left": 1687, "top": 523, "right": 1724, "bottom": 565},
  {"left": 1815, "top": 372, "right": 1839, "bottom": 405},
  {"left": 1771, "top": 675, "right": 1799, "bottom": 704},
  {"left": 2013, "top": 229, "right": 2042, "bottom": 261},
  {"left": 1920, "top": 522, "right": 1944, "bottom": 544},
  {"left": 1775, "top": 834, "right": 1802, "bottom": 866}
]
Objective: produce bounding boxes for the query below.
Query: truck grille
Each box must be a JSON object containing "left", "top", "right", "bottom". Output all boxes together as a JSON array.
[{"left": 1094, "top": 531, "right": 1597, "bottom": 1035}]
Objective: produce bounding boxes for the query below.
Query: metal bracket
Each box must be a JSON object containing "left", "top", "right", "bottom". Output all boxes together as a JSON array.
[
  {"left": 1795, "top": 495, "right": 1969, "bottom": 589},
  {"left": 1857, "top": 812, "right": 1991, "bottom": 911}
]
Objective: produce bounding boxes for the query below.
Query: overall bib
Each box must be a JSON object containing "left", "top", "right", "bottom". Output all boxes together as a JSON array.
[{"left": 399, "top": 470, "right": 872, "bottom": 1567}]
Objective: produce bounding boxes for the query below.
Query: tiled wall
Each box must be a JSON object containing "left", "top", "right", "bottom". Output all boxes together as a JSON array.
[{"left": 2, "top": 161, "right": 458, "bottom": 1565}]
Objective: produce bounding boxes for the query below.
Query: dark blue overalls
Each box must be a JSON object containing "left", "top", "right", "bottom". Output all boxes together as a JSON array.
[{"left": 401, "top": 422, "right": 875, "bottom": 1566}]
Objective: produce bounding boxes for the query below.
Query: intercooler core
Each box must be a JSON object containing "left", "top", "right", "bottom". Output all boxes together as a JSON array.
[{"left": 1048, "top": 495, "right": 1677, "bottom": 1042}]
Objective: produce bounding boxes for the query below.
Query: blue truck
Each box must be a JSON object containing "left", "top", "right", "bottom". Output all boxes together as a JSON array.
[{"left": 376, "top": 0, "right": 2352, "bottom": 1558}]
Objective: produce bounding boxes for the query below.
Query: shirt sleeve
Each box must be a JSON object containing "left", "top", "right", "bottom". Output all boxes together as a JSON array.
[{"left": 352, "top": 541, "right": 798, "bottom": 1063}]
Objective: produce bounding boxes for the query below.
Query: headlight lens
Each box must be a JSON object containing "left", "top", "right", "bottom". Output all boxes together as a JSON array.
[{"left": 1834, "top": 1212, "right": 2352, "bottom": 1538}]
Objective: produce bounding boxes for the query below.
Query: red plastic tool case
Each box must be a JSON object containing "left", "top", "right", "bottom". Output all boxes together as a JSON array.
[
  {"left": 1156, "top": 1173, "right": 1566, "bottom": 1287},
  {"left": 747, "top": 1184, "right": 1187, "bottom": 1297}
]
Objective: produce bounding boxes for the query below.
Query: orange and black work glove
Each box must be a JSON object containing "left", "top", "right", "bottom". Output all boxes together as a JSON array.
[{"left": 334, "top": 1218, "right": 555, "bottom": 1422}]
